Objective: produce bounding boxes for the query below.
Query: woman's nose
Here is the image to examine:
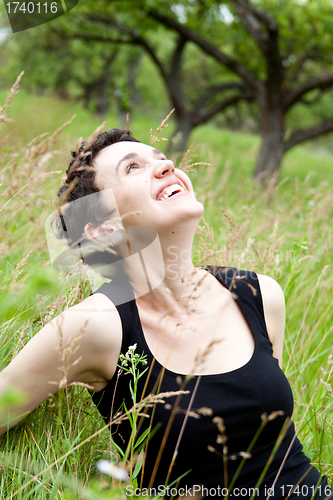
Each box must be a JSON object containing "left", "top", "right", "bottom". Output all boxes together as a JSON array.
[{"left": 154, "top": 159, "right": 175, "bottom": 177}]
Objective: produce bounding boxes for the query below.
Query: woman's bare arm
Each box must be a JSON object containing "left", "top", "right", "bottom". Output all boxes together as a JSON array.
[
  {"left": 0, "top": 293, "right": 122, "bottom": 436},
  {"left": 257, "top": 274, "right": 286, "bottom": 368}
]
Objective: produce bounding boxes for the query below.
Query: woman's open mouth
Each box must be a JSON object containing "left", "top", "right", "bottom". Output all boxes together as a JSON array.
[{"left": 155, "top": 183, "right": 186, "bottom": 201}]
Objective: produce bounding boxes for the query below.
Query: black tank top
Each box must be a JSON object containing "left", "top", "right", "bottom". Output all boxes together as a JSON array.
[{"left": 92, "top": 266, "right": 331, "bottom": 499}]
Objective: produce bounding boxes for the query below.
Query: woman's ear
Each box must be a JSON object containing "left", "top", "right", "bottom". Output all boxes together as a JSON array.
[
  {"left": 84, "top": 222, "right": 97, "bottom": 241},
  {"left": 84, "top": 223, "right": 127, "bottom": 250},
  {"left": 84, "top": 223, "right": 114, "bottom": 242}
]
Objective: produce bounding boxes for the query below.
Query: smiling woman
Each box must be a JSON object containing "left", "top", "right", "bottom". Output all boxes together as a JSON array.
[
  {"left": 0, "top": 128, "right": 332, "bottom": 499},
  {"left": 90, "top": 138, "right": 202, "bottom": 234}
]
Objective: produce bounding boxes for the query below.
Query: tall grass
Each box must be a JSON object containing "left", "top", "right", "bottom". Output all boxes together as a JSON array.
[{"left": 0, "top": 80, "right": 332, "bottom": 498}]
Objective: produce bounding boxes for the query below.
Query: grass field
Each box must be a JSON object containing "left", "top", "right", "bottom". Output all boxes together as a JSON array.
[{"left": 0, "top": 81, "right": 332, "bottom": 499}]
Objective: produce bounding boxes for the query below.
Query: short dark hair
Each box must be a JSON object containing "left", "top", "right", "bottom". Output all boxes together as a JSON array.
[{"left": 55, "top": 128, "right": 140, "bottom": 247}]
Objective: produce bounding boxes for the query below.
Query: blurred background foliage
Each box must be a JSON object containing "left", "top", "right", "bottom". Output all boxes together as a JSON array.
[{"left": 1, "top": 0, "right": 333, "bottom": 179}]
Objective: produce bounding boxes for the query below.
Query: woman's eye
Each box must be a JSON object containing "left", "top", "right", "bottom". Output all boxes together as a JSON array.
[{"left": 126, "top": 163, "right": 139, "bottom": 173}]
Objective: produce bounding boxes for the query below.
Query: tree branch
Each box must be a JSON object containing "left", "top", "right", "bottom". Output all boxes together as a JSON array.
[
  {"left": 87, "top": 14, "right": 138, "bottom": 38},
  {"left": 170, "top": 35, "right": 187, "bottom": 78},
  {"left": 284, "top": 53, "right": 312, "bottom": 86},
  {"left": 198, "top": 92, "right": 254, "bottom": 124},
  {"left": 231, "top": 0, "right": 283, "bottom": 97},
  {"left": 231, "top": 0, "right": 272, "bottom": 53},
  {"left": 148, "top": 9, "right": 262, "bottom": 93},
  {"left": 60, "top": 14, "right": 189, "bottom": 115},
  {"left": 166, "top": 35, "right": 188, "bottom": 114},
  {"left": 284, "top": 119, "right": 333, "bottom": 152},
  {"left": 284, "top": 72, "right": 333, "bottom": 110},
  {"left": 192, "top": 82, "right": 249, "bottom": 115},
  {"left": 50, "top": 27, "right": 130, "bottom": 45},
  {"left": 233, "top": 0, "right": 278, "bottom": 29},
  {"left": 84, "top": 14, "right": 172, "bottom": 91}
]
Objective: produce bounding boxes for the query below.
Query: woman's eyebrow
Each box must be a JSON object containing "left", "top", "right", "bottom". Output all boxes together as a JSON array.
[
  {"left": 115, "top": 152, "right": 138, "bottom": 174},
  {"left": 116, "top": 149, "right": 166, "bottom": 174},
  {"left": 152, "top": 148, "right": 164, "bottom": 156}
]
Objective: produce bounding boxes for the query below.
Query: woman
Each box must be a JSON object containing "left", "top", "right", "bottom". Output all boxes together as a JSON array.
[{"left": 0, "top": 129, "right": 331, "bottom": 499}]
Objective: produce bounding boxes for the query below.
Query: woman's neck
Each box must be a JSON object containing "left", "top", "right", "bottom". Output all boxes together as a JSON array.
[{"left": 120, "top": 216, "right": 205, "bottom": 312}]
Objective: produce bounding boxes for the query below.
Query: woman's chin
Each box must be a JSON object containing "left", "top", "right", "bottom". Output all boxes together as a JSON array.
[
  {"left": 159, "top": 201, "right": 204, "bottom": 230},
  {"left": 183, "top": 198, "right": 205, "bottom": 218},
  {"left": 159, "top": 194, "right": 204, "bottom": 213}
]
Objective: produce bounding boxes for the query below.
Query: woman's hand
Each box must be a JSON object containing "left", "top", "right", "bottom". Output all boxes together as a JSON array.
[
  {"left": 258, "top": 274, "right": 285, "bottom": 368},
  {"left": 0, "top": 293, "right": 122, "bottom": 436}
]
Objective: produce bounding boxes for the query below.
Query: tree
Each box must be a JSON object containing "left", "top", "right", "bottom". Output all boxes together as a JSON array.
[
  {"left": 0, "top": 23, "right": 133, "bottom": 120},
  {"left": 53, "top": 3, "right": 254, "bottom": 153},
  {"left": 147, "top": 0, "right": 333, "bottom": 181},
  {"left": 64, "top": 0, "right": 333, "bottom": 181},
  {"left": 3, "top": 0, "right": 333, "bottom": 181}
]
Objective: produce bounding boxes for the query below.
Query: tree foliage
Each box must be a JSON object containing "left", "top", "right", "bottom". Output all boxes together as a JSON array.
[
  {"left": 144, "top": 0, "right": 333, "bottom": 180},
  {"left": 2, "top": 0, "right": 333, "bottom": 181},
  {"left": 0, "top": 19, "right": 145, "bottom": 118},
  {"left": 58, "top": 0, "right": 333, "bottom": 180}
]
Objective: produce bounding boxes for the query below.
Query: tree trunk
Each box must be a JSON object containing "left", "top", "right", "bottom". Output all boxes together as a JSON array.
[
  {"left": 81, "top": 85, "right": 93, "bottom": 109},
  {"left": 128, "top": 54, "right": 142, "bottom": 107},
  {"left": 254, "top": 108, "right": 284, "bottom": 184},
  {"left": 167, "top": 113, "right": 196, "bottom": 155},
  {"left": 94, "top": 71, "right": 111, "bottom": 120},
  {"left": 115, "top": 92, "right": 129, "bottom": 127},
  {"left": 95, "top": 93, "right": 110, "bottom": 119}
]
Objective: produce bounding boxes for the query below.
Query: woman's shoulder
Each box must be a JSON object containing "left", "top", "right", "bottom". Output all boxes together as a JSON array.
[
  {"left": 66, "top": 293, "right": 123, "bottom": 343},
  {"left": 257, "top": 274, "right": 285, "bottom": 314},
  {"left": 50, "top": 294, "right": 122, "bottom": 369},
  {"left": 204, "top": 266, "right": 285, "bottom": 364},
  {"left": 210, "top": 266, "right": 285, "bottom": 326},
  {"left": 257, "top": 274, "right": 285, "bottom": 366},
  {"left": 56, "top": 293, "right": 123, "bottom": 384}
]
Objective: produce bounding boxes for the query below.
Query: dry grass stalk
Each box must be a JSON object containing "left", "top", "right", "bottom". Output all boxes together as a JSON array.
[
  {"left": 68, "top": 121, "right": 107, "bottom": 176},
  {"left": 193, "top": 339, "right": 223, "bottom": 373},
  {"left": 80, "top": 121, "right": 107, "bottom": 153},
  {"left": 29, "top": 114, "right": 75, "bottom": 159},
  {"left": 1, "top": 121, "right": 76, "bottom": 220},
  {"left": 178, "top": 143, "right": 210, "bottom": 173},
  {"left": 46, "top": 318, "right": 88, "bottom": 391},
  {"left": 11, "top": 251, "right": 32, "bottom": 283},
  {"left": 181, "top": 161, "right": 210, "bottom": 173},
  {"left": 221, "top": 207, "right": 235, "bottom": 230},
  {"left": 195, "top": 217, "right": 225, "bottom": 266},
  {"left": 165, "top": 375, "right": 202, "bottom": 485},
  {"left": 150, "top": 108, "right": 175, "bottom": 144},
  {"left": 0, "top": 72, "right": 24, "bottom": 126},
  {"left": 125, "top": 113, "right": 130, "bottom": 130}
]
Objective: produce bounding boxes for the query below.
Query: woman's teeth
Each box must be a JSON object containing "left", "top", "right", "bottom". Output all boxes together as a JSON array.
[{"left": 158, "top": 184, "right": 185, "bottom": 201}]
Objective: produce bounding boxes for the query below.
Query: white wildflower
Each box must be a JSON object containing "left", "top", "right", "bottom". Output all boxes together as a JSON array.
[{"left": 96, "top": 460, "right": 128, "bottom": 481}]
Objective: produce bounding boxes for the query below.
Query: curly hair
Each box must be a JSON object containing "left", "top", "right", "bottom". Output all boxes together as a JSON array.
[{"left": 55, "top": 128, "right": 140, "bottom": 247}]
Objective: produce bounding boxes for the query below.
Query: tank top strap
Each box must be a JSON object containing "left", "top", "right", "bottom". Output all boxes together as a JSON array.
[
  {"left": 204, "top": 265, "right": 272, "bottom": 346},
  {"left": 94, "top": 281, "right": 142, "bottom": 355}
]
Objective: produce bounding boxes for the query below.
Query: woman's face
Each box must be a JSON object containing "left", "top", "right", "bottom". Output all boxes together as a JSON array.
[{"left": 93, "top": 141, "right": 204, "bottom": 231}]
